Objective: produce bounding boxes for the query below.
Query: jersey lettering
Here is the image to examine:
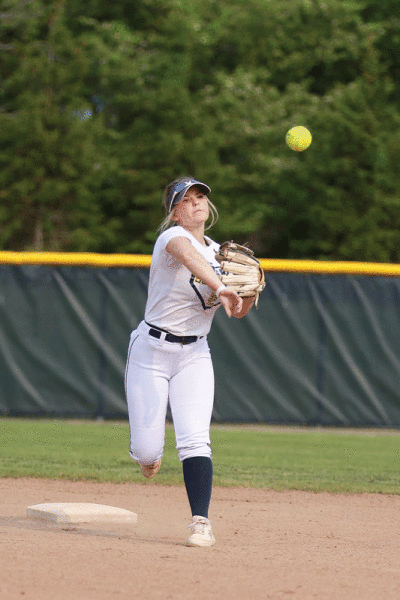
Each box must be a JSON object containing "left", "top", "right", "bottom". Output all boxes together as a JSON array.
[{"left": 190, "top": 265, "right": 222, "bottom": 310}]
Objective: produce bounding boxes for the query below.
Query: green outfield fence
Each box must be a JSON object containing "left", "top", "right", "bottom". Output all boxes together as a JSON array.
[{"left": 1, "top": 251, "right": 400, "bottom": 427}]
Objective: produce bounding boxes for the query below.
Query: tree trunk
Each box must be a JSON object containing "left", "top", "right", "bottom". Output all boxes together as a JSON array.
[{"left": 34, "top": 217, "right": 43, "bottom": 251}]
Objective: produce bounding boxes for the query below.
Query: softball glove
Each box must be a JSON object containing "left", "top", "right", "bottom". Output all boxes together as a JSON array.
[{"left": 215, "top": 241, "right": 265, "bottom": 306}]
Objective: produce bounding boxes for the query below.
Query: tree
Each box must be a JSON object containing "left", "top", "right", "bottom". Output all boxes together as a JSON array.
[
  {"left": 0, "top": 0, "right": 119, "bottom": 250},
  {"left": 1, "top": 0, "right": 400, "bottom": 261}
]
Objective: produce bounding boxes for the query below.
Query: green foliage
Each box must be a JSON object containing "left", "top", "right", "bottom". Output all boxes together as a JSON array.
[
  {"left": 0, "top": 1, "right": 117, "bottom": 250},
  {"left": 0, "top": 0, "right": 400, "bottom": 259}
]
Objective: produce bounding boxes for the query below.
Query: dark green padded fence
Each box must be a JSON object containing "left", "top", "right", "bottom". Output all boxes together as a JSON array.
[{"left": 1, "top": 264, "right": 399, "bottom": 427}]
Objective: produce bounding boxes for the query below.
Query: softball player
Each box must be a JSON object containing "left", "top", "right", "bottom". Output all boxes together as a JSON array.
[{"left": 125, "top": 176, "right": 255, "bottom": 547}]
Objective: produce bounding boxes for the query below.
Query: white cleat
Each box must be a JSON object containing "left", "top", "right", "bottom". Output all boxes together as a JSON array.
[
  {"left": 139, "top": 460, "right": 161, "bottom": 479},
  {"left": 186, "top": 515, "right": 216, "bottom": 547}
]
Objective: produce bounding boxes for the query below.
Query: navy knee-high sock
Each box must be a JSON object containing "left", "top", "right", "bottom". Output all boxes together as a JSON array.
[{"left": 182, "top": 456, "right": 213, "bottom": 518}]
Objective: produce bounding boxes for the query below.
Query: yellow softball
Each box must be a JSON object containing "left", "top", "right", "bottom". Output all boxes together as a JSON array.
[{"left": 285, "top": 126, "right": 312, "bottom": 152}]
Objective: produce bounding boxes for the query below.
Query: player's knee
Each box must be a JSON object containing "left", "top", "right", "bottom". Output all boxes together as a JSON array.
[
  {"left": 129, "top": 442, "right": 163, "bottom": 465},
  {"left": 178, "top": 444, "right": 212, "bottom": 462},
  {"left": 128, "top": 427, "right": 165, "bottom": 464}
]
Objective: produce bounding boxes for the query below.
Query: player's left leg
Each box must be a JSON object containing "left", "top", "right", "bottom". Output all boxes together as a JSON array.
[{"left": 169, "top": 339, "right": 216, "bottom": 546}]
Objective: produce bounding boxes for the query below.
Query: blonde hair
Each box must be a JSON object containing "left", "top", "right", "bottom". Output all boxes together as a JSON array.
[{"left": 157, "top": 177, "right": 219, "bottom": 233}]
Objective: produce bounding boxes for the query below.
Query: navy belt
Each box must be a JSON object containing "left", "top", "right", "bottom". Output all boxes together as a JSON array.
[{"left": 145, "top": 322, "right": 202, "bottom": 345}]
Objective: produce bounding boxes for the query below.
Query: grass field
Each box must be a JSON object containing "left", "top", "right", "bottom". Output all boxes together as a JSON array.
[{"left": 0, "top": 418, "right": 399, "bottom": 494}]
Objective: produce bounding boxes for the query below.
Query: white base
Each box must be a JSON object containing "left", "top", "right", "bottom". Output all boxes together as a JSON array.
[{"left": 26, "top": 502, "right": 138, "bottom": 524}]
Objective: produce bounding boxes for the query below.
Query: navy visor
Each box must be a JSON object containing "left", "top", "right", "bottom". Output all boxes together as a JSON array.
[{"left": 167, "top": 179, "right": 211, "bottom": 213}]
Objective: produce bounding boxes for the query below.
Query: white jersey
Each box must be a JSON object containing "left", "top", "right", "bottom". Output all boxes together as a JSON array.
[{"left": 144, "top": 225, "right": 222, "bottom": 336}]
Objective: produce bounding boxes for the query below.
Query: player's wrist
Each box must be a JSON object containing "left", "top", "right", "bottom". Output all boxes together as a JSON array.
[{"left": 215, "top": 284, "right": 227, "bottom": 298}]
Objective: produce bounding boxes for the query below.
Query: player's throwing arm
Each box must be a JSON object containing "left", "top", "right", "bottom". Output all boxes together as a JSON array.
[{"left": 166, "top": 236, "right": 244, "bottom": 318}]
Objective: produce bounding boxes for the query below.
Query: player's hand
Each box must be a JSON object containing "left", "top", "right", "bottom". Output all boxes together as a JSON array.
[{"left": 219, "top": 288, "right": 243, "bottom": 318}]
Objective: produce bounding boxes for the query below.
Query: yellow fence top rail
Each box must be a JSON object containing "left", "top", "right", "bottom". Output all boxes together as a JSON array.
[
  {"left": 0, "top": 251, "right": 400, "bottom": 277},
  {"left": 0, "top": 251, "right": 152, "bottom": 268},
  {"left": 258, "top": 258, "right": 400, "bottom": 277}
]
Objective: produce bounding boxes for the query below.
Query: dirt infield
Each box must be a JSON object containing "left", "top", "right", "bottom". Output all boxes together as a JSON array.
[{"left": 0, "top": 478, "right": 399, "bottom": 600}]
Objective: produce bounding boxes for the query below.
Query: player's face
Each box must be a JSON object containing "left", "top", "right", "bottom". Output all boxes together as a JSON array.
[{"left": 171, "top": 186, "right": 210, "bottom": 228}]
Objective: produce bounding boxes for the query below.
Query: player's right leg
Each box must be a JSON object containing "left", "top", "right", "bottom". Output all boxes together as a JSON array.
[{"left": 124, "top": 324, "right": 173, "bottom": 477}]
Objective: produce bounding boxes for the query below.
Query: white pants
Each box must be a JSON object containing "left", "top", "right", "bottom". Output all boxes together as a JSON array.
[{"left": 125, "top": 320, "right": 214, "bottom": 464}]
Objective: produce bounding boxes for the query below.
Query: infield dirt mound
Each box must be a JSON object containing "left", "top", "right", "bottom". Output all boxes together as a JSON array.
[{"left": 0, "top": 478, "right": 399, "bottom": 600}]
